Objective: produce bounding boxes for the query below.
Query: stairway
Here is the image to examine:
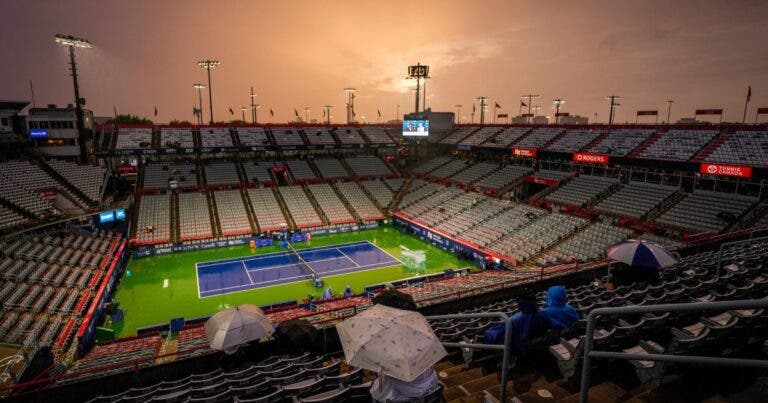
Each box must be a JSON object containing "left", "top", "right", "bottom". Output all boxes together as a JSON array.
[
  {"left": 692, "top": 130, "right": 729, "bottom": 163},
  {"left": 239, "top": 188, "right": 260, "bottom": 233},
  {"left": 580, "top": 130, "right": 611, "bottom": 152},
  {"left": 38, "top": 160, "right": 96, "bottom": 208},
  {"left": 170, "top": 193, "right": 180, "bottom": 243},
  {"left": 197, "top": 162, "right": 207, "bottom": 188},
  {"left": 389, "top": 178, "right": 412, "bottom": 210},
  {"left": 0, "top": 197, "right": 37, "bottom": 220},
  {"left": 628, "top": 131, "right": 665, "bottom": 158},
  {"left": 301, "top": 185, "right": 330, "bottom": 225},
  {"left": 206, "top": 191, "right": 222, "bottom": 238},
  {"left": 128, "top": 196, "right": 141, "bottom": 240},
  {"left": 271, "top": 187, "right": 296, "bottom": 229},
  {"left": 233, "top": 158, "right": 248, "bottom": 184},
  {"left": 645, "top": 191, "right": 686, "bottom": 221},
  {"left": 338, "top": 157, "right": 356, "bottom": 178},
  {"left": 540, "top": 129, "right": 569, "bottom": 151},
  {"left": 331, "top": 183, "right": 361, "bottom": 220},
  {"left": 523, "top": 220, "right": 591, "bottom": 266}
]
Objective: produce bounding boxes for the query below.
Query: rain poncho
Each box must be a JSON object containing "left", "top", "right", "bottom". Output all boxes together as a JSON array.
[
  {"left": 484, "top": 295, "right": 548, "bottom": 355},
  {"left": 540, "top": 286, "right": 579, "bottom": 330}
]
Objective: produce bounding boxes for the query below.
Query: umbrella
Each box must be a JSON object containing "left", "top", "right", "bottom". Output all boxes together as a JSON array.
[
  {"left": 336, "top": 304, "right": 446, "bottom": 382},
  {"left": 205, "top": 304, "right": 274, "bottom": 353},
  {"left": 275, "top": 318, "right": 319, "bottom": 349},
  {"left": 372, "top": 289, "right": 418, "bottom": 311},
  {"left": 605, "top": 239, "right": 677, "bottom": 269}
]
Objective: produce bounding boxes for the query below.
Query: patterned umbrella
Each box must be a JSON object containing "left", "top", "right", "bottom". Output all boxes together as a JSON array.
[
  {"left": 336, "top": 304, "right": 446, "bottom": 382},
  {"left": 605, "top": 239, "right": 677, "bottom": 269},
  {"left": 205, "top": 304, "right": 274, "bottom": 352}
]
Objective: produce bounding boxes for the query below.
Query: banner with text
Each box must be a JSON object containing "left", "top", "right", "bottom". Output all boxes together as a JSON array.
[
  {"left": 512, "top": 148, "right": 537, "bottom": 158},
  {"left": 699, "top": 163, "right": 752, "bottom": 178},
  {"left": 573, "top": 152, "right": 609, "bottom": 165},
  {"left": 695, "top": 109, "right": 723, "bottom": 115}
]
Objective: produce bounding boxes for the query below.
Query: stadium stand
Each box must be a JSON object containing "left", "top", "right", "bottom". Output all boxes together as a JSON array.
[
  {"left": 241, "top": 160, "right": 275, "bottom": 184},
  {"left": 66, "top": 334, "right": 162, "bottom": 383},
  {"left": 313, "top": 158, "right": 349, "bottom": 179},
  {"left": 460, "top": 203, "right": 546, "bottom": 248},
  {"left": 303, "top": 127, "right": 336, "bottom": 146},
  {"left": 639, "top": 129, "right": 718, "bottom": 161},
  {"left": 544, "top": 128, "right": 604, "bottom": 153},
  {"left": 427, "top": 159, "right": 470, "bottom": 180},
  {"left": 0, "top": 161, "right": 61, "bottom": 218},
  {"left": 271, "top": 127, "right": 305, "bottom": 146},
  {"left": 655, "top": 190, "right": 757, "bottom": 232},
  {"left": 448, "top": 161, "right": 499, "bottom": 184},
  {"left": 0, "top": 206, "right": 26, "bottom": 231},
  {"left": 159, "top": 127, "right": 194, "bottom": 149},
  {"left": 514, "top": 127, "right": 563, "bottom": 149},
  {"left": 199, "top": 127, "right": 233, "bottom": 148},
  {"left": 481, "top": 126, "right": 530, "bottom": 148},
  {"left": 475, "top": 164, "right": 532, "bottom": 191},
  {"left": 438, "top": 126, "right": 477, "bottom": 144},
  {"left": 359, "top": 179, "right": 394, "bottom": 209},
  {"left": 704, "top": 130, "right": 768, "bottom": 167},
  {"left": 246, "top": 188, "right": 288, "bottom": 232},
  {"left": 586, "top": 128, "right": 655, "bottom": 156},
  {"left": 595, "top": 182, "right": 678, "bottom": 218},
  {"left": 334, "top": 126, "right": 366, "bottom": 144},
  {"left": 178, "top": 192, "right": 213, "bottom": 241},
  {"left": 412, "top": 156, "right": 452, "bottom": 175},
  {"left": 532, "top": 169, "right": 573, "bottom": 181},
  {"left": 44, "top": 159, "right": 107, "bottom": 204},
  {"left": 344, "top": 155, "right": 392, "bottom": 177},
  {"left": 115, "top": 127, "right": 152, "bottom": 150},
  {"left": 235, "top": 127, "right": 271, "bottom": 147},
  {"left": 360, "top": 126, "right": 394, "bottom": 143},
  {"left": 142, "top": 161, "right": 198, "bottom": 190},
  {"left": 335, "top": 182, "right": 384, "bottom": 221},
  {"left": 135, "top": 194, "right": 171, "bottom": 244},
  {"left": 490, "top": 213, "right": 586, "bottom": 263},
  {"left": 202, "top": 161, "right": 240, "bottom": 186},
  {"left": 278, "top": 186, "right": 323, "bottom": 228},
  {"left": 384, "top": 178, "right": 404, "bottom": 192},
  {"left": 537, "top": 221, "right": 632, "bottom": 264},
  {"left": 213, "top": 190, "right": 253, "bottom": 236},
  {"left": 458, "top": 126, "right": 501, "bottom": 146},
  {"left": 285, "top": 159, "right": 318, "bottom": 182},
  {"left": 545, "top": 175, "right": 618, "bottom": 207},
  {"left": 307, "top": 184, "right": 355, "bottom": 224}
]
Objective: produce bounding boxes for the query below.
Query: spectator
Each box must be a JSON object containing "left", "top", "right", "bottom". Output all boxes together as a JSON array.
[
  {"left": 607, "top": 262, "right": 661, "bottom": 289},
  {"left": 484, "top": 295, "right": 549, "bottom": 356},
  {"left": 342, "top": 285, "right": 352, "bottom": 298},
  {"left": 539, "top": 286, "right": 579, "bottom": 330},
  {"left": 322, "top": 286, "right": 333, "bottom": 300},
  {"left": 370, "top": 366, "right": 440, "bottom": 402}
]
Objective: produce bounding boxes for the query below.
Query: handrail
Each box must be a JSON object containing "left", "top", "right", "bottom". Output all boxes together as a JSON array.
[
  {"left": 579, "top": 299, "right": 768, "bottom": 403},
  {"left": 716, "top": 234, "right": 768, "bottom": 274},
  {"left": 425, "top": 312, "right": 512, "bottom": 403}
]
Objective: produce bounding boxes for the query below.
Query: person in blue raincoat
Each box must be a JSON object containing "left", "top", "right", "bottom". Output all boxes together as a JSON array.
[
  {"left": 539, "top": 285, "right": 579, "bottom": 330},
  {"left": 484, "top": 294, "right": 548, "bottom": 356}
]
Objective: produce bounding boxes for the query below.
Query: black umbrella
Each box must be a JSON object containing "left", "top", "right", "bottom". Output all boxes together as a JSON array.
[
  {"left": 275, "top": 318, "right": 319, "bottom": 350},
  {"left": 372, "top": 289, "right": 418, "bottom": 311}
]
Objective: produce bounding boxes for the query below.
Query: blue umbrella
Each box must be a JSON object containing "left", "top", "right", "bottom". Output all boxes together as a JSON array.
[{"left": 605, "top": 239, "right": 677, "bottom": 269}]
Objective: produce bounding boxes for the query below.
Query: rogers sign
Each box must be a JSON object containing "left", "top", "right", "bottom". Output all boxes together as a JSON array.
[
  {"left": 572, "top": 152, "right": 609, "bottom": 164},
  {"left": 699, "top": 163, "right": 752, "bottom": 178}
]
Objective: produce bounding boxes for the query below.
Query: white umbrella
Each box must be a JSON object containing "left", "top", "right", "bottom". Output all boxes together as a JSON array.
[
  {"left": 205, "top": 304, "right": 274, "bottom": 353},
  {"left": 336, "top": 304, "right": 446, "bottom": 382},
  {"left": 605, "top": 239, "right": 677, "bottom": 269}
]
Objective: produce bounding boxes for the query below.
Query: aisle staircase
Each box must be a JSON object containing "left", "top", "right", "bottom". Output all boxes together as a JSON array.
[
  {"left": 302, "top": 185, "right": 330, "bottom": 225},
  {"left": 271, "top": 187, "right": 296, "bottom": 229},
  {"left": 692, "top": 130, "right": 730, "bottom": 163},
  {"left": 206, "top": 191, "right": 222, "bottom": 238},
  {"left": 170, "top": 193, "right": 180, "bottom": 243},
  {"left": 628, "top": 131, "right": 665, "bottom": 158},
  {"left": 239, "top": 189, "right": 260, "bottom": 233}
]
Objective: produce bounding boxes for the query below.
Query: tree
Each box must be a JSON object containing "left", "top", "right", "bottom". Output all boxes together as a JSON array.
[
  {"left": 107, "top": 114, "right": 153, "bottom": 125},
  {"left": 168, "top": 119, "right": 193, "bottom": 125}
]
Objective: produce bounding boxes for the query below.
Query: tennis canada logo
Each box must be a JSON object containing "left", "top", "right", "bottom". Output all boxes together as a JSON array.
[{"left": 707, "top": 165, "right": 717, "bottom": 174}]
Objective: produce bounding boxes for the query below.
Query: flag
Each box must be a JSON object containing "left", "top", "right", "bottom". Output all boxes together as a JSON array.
[
  {"left": 747, "top": 86, "right": 752, "bottom": 102},
  {"left": 113, "top": 106, "right": 117, "bottom": 117},
  {"left": 322, "top": 109, "right": 326, "bottom": 118},
  {"left": 270, "top": 108, "right": 274, "bottom": 117},
  {"left": 377, "top": 109, "right": 381, "bottom": 118},
  {"left": 229, "top": 107, "right": 234, "bottom": 115},
  {"left": 154, "top": 106, "right": 158, "bottom": 117},
  {"left": 521, "top": 101, "right": 527, "bottom": 108},
  {"left": 472, "top": 104, "right": 476, "bottom": 113},
  {"left": 294, "top": 109, "right": 299, "bottom": 117},
  {"left": 351, "top": 107, "right": 356, "bottom": 117},
  {"left": 495, "top": 102, "right": 501, "bottom": 109}
]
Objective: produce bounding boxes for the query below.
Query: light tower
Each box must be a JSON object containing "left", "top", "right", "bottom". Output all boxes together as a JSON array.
[
  {"left": 606, "top": 95, "right": 620, "bottom": 126},
  {"left": 323, "top": 105, "right": 333, "bottom": 125},
  {"left": 253, "top": 104, "right": 261, "bottom": 124},
  {"left": 241, "top": 106, "right": 247, "bottom": 122},
  {"left": 454, "top": 104, "right": 463, "bottom": 124},
  {"left": 54, "top": 34, "right": 92, "bottom": 163},
  {"left": 250, "top": 87, "right": 257, "bottom": 123},
  {"left": 666, "top": 99, "right": 674, "bottom": 124},
  {"left": 407, "top": 63, "right": 430, "bottom": 115},
  {"left": 521, "top": 93, "right": 540, "bottom": 124},
  {"left": 193, "top": 84, "right": 206, "bottom": 124},
  {"left": 304, "top": 107, "right": 311, "bottom": 124},
  {"left": 197, "top": 59, "right": 220, "bottom": 124},
  {"left": 344, "top": 88, "right": 356, "bottom": 124},
  {"left": 552, "top": 99, "right": 565, "bottom": 124},
  {"left": 476, "top": 97, "right": 489, "bottom": 125}
]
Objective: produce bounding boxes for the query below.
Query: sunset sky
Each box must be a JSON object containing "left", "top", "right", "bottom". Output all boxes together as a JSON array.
[{"left": 2, "top": 0, "right": 767, "bottom": 124}]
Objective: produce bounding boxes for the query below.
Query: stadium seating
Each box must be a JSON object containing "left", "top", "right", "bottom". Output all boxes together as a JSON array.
[
  {"left": 475, "top": 164, "right": 532, "bottom": 191},
  {"left": 213, "top": 190, "right": 253, "bottom": 236},
  {"left": 360, "top": 126, "right": 394, "bottom": 143},
  {"left": 246, "top": 188, "right": 288, "bottom": 232},
  {"left": 203, "top": 161, "right": 240, "bottom": 186},
  {"left": 586, "top": 128, "right": 655, "bottom": 156},
  {"left": 398, "top": 180, "right": 442, "bottom": 208},
  {"left": 303, "top": 127, "right": 336, "bottom": 146},
  {"left": 514, "top": 127, "right": 563, "bottom": 149},
  {"left": 448, "top": 161, "right": 499, "bottom": 184},
  {"left": 409, "top": 189, "right": 478, "bottom": 227},
  {"left": 544, "top": 129, "right": 603, "bottom": 153},
  {"left": 460, "top": 203, "right": 546, "bottom": 248},
  {"left": 359, "top": 179, "right": 394, "bottom": 209},
  {"left": 45, "top": 159, "right": 108, "bottom": 204},
  {"left": 436, "top": 198, "right": 507, "bottom": 239},
  {"left": 313, "top": 158, "right": 349, "bottom": 179},
  {"left": 545, "top": 176, "right": 618, "bottom": 207},
  {"left": 334, "top": 126, "right": 366, "bottom": 144},
  {"left": 307, "top": 184, "right": 355, "bottom": 224},
  {"left": 66, "top": 334, "right": 162, "bottom": 383},
  {"left": 143, "top": 161, "right": 198, "bottom": 190},
  {"left": 178, "top": 192, "right": 213, "bottom": 241},
  {"left": 537, "top": 221, "right": 632, "bottom": 264},
  {"left": 595, "top": 182, "right": 678, "bottom": 218},
  {"left": 235, "top": 127, "right": 271, "bottom": 147},
  {"left": 115, "top": 127, "right": 152, "bottom": 150},
  {"left": 532, "top": 169, "right": 572, "bottom": 181},
  {"left": 458, "top": 126, "right": 502, "bottom": 146},
  {"left": 344, "top": 155, "right": 392, "bottom": 177},
  {"left": 279, "top": 186, "right": 323, "bottom": 228},
  {"left": 655, "top": 190, "right": 757, "bottom": 232},
  {"left": 286, "top": 159, "right": 318, "bottom": 182},
  {"left": 135, "top": 194, "right": 171, "bottom": 244},
  {"left": 439, "top": 126, "right": 477, "bottom": 144},
  {"left": 271, "top": 127, "right": 305, "bottom": 146},
  {"left": 412, "top": 156, "right": 452, "bottom": 175},
  {"left": 160, "top": 127, "right": 194, "bottom": 149},
  {"left": 0, "top": 161, "right": 60, "bottom": 218},
  {"left": 199, "top": 127, "right": 233, "bottom": 148},
  {"left": 705, "top": 130, "right": 768, "bottom": 167},
  {"left": 427, "top": 159, "right": 471, "bottom": 180},
  {"left": 241, "top": 160, "right": 275, "bottom": 184},
  {"left": 384, "top": 178, "right": 404, "bottom": 192},
  {"left": 481, "top": 127, "right": 530, "bottom": 148},
  {"left": 334, "top": 182, "right": 384, "bottom": 221},
  {"left": 490, "top": 213, "right": 586, "bottom": 263},
  {"left": 639, "top": 129, "right": 718, "bottom": 161},
  {"left": 0, "top": 206, "right": 26, "bottom": 231}
]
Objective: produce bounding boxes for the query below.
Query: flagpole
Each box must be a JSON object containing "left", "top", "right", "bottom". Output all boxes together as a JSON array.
[
  {"left": 742, "top": 86, "right": 751, "bottom": 124},
  {"left": 494, "top": 103, "right": 497, "bottom": 125}
]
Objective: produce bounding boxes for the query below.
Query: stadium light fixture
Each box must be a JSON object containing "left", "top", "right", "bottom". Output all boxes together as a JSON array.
[
  {"left": 476, "top": 97, "right": 488, "bottom": 125},
  {"left": 521, "top": 93, "right": 540, "bottom": 123},
  {"left": 198, "top": 59, "right": 220, "bottom": 124},
  {"left": 193, "top": 83, "right": 205, "bottom": 124},
  {"left": 54, "top": 33, "right": 92, "bottom": 163},
  {"left": 605, "top": 95, "right": 620, "bottom": 126},
  {"left": 454, "top": 104, "right": 463, "bottom": 124},
  {"left": 666, "top": 99, "right": 674, "bottom": 125},
  {"left": 250, "top": 87, "right": 257, "bottom": 123},
  {"left": 552, "top": 99, "right": 565, "bottom": 123},
  {"left": 323, "top": 105, "right": 333, "bottom": 125},
  {"left": 344, "top": 88, "right": 356, "bottom": 124}
]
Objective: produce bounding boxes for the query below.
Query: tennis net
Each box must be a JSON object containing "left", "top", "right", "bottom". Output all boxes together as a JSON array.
[{"left": 287, "top": 242, "right": 317, "bottom": 278}]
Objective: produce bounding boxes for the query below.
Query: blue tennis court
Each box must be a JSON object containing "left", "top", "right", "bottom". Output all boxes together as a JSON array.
[{"left": 196, "top": 241, "right": 401, "bottom": 298}]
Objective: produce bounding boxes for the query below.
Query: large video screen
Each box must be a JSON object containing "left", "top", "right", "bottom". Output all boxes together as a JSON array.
[{"left": 402, "top": 120, "right": 429, "bottom": 137}]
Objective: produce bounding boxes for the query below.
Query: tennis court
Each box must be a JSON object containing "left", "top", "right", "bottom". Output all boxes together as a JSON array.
[{"left": 196, "top": 241, "right": 401, "bottom": 298}]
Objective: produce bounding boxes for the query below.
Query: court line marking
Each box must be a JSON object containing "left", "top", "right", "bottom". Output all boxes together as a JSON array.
[
  {"left": 243, "top": 261, "right": 254, "bottom": 285},
  {"left": 361, "top": 240, "right": 403, "bottom": 264},
  {"left": 195, "top": 240, "right": 371, "bottom": 268},
  {"left": 335, "top": 248, "right": 360, "bottom": 267}
]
